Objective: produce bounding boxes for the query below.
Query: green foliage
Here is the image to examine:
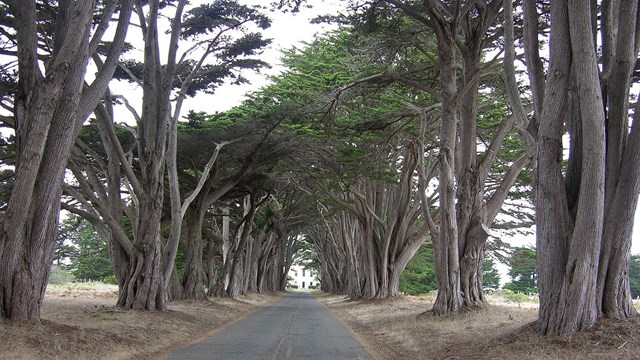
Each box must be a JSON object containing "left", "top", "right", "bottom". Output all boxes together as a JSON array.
[
  {"left": 0, "top": 134, "right": 15, "bottom": 207},
  {"left": 0, "top": 66, "right": 17, "bottom": 103},
  {"left": 57, "top": 215, "right": 115, "bottom": 281},
  {"left": 400, "top": 249, "right": 500, "bottom": 295},
  {"left": 503, "top": 246, "right": 538, "bottom": 294},
  {"left": 48, "top": 265, "right": 75, "bottom": 285},
  {"left": 180, "top": 1, "right": 271, "bottom": 39},
  {"left": 504, "top": 290, "right": 531, "bottom": 304},
  {"left": 103, "top": 275, "right": 118, "bottom": 285},
  {"left": 114, "top": 1, "right": 271, "bottom": 98},
  {"left": 400, "top": 246, "right": 437, "bottom": 295},
  {"left": 493, "top": 289, "right": 536, "bottom": 304},
  {"left": 293, "top": 240, "right": 320, "bottom": 273},
  {"left": 482, "top": 257, "right": 501, "bottom": 291},
  {"left": 630, "top": 255, "right": 640, "bottom": 298}
]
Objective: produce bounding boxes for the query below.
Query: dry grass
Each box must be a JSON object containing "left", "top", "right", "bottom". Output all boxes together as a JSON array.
[
  {"left": 4, "top": 286, "right": 640, "bottom": 360},
  {"left": 0, "top": 284, "right": 283, "bottom": 360},
  {"left": 317, "top": 293, "right": 640, "bottom": 360}
]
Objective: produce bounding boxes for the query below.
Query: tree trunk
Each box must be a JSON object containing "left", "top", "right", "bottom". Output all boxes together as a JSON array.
[
  {"left": 456, "top": 48, "right": 486, "bottom": 308},
  {"left": 597, "top": 99, "right": 640, "bottom": 318},
  {"left": 459, "top": 221, "right": 489, "bottom": 307},
  {"left": 596, "top": 0, "right": 640, "bottom": 320},
  {"left": 227, "top": 195, "right": 257, "bottom": 297},
  {"left": 523, "top": 0, "right": 545, "bottom": 131},
  {"left": 536, "top": 0, "right": 607, "bottom": 335},
  {"left": 534, "top": 0, "right": 573, "bottom": 335},
  {"left": 389, "top": 237, "right": 423, "bottom": 297},
  {"left": 117, "top": 194, "right": 166, "bottom": 310},
  {"left": 114, "top": 0, "right": 181, "bottom": 310},
  {"left": 95, "top": 101, "right": 130, "bottom": 291},
  {"left": 0, "top": 1, "right": 95, "bottom": 321},
  {"left": 429, "top": 9, "right": 463, "bottom": 316},
  {"left": 182, "top": 201, "right": 208, "bottom": 300}
]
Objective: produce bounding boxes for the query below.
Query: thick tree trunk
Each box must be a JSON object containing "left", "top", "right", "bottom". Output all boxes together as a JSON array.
[
  {"left": 534, "top": 0, "right": 573, "bottom": 335},
  {"left": 430, "top": 13, "right": 463, "bottom": 316},
  {"left": 117, "top": 194, "right": 166, "bottom": 310},
  {"left": 459, "top": 221, "right": 489, "bottom": 307},
  {"left": 388, "top": 238, "right": 423, "bottom": 297},
  {"left": 536, "top": 0, "right": 606, "bottom": 335},
  {"left": 597, "top": 100, "right": 640, "bottom": 318},
  {"left": 0, "top": 1, "right": 96, "bottom": 321},
  {"left": 457, "top": 50, "right": 486, "bottom": 308},
  {"left": 182, "top": 202, "right": 208, "bottom": 300},
  {"left": 596, "top": 0, "right": 640, "bottom": 320},
  {"left": 599, "top": 199, "right": 636, "bottom": 318}
]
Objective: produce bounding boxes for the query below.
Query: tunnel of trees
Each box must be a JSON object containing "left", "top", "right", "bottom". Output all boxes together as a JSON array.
[{"left": 0, "top": 0, "right": 639, "bottom": 338}]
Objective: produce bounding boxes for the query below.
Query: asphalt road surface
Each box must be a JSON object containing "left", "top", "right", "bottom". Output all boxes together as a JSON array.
[{"left": 169, "top": 292, "right": 375, "bottom": 360}]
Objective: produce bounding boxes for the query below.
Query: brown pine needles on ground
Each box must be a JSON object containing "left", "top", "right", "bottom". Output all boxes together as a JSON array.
[
  {"left": 0, "top": 284, "right": 282, "bottom": 360},
  {"left": 317, "top": 292, "right": 640, "bottom": 360}
]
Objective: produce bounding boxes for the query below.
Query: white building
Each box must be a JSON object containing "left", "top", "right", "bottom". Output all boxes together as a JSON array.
[{"left": 288, "top": 265, "right": 318, "bottom": 289}]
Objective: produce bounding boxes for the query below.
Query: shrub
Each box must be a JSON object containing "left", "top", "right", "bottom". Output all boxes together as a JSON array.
[
  {"left": 505, "top": 291, "right": 530, "bottom": 304},
  {"left": 48, "top": 265, "right": 75, "bottom": 285},
  {"left": 497, "top": 288, "right": 533, "bottom": 304},
  {"left": 103, "top": 275, "right": 118, "bottom": 285}
]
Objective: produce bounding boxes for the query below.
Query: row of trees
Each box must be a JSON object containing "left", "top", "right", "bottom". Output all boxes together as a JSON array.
[
  {"left": 298, "top": 0, "right": 640, "bottom": 336},
  {"left": 51, "top": 214, "right": 640, "bottom": 301},
  {"left": 1, "top": 0, "right": 639, "bottom": 339},
  {"left": 0, "top": 0, "right": 313, "bottom": 318}
]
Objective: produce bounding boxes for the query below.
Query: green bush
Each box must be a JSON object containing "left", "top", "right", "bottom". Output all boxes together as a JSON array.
[
  {"left": 103, "top": 275, "right": 118, "bottom": 285},
  {"left": 400, "top": 246, "right": 437, "bottom": 295},
  {"left": 48, "top": 265, "right": 75, "bottom": 285},
  {"left": 501, "top": 289, "right": 532, "bottom": 304}
]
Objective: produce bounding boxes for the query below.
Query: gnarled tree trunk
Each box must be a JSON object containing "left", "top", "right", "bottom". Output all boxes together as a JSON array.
[{"left": 1, "top": 0, "right": 132, "bottom": 321}]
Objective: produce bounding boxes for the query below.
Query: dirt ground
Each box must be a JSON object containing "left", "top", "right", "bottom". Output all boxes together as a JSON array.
[
  {"left": 0, "top": 284, "right": 282, "bottom": 360},
  {"left": 3, "top": 287, "right": 640, "bottom": 360},
  {"left": 317, "top": 293, "right": 640, "bottom": 360}
]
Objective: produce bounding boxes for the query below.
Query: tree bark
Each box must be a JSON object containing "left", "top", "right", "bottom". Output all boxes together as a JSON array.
[
  {"left": 117, "top": 188, "right": 166, "bottom": 310},
  {"left": 0, "top": 0, "right": 132, "bottom": 321},
  {"left": 535, "top": 0, "right": 607, "bottom": 335},
  {"left": 596, "top": 0, "right": 640, "bottom": 320},
  {"left": 182, "top": 199, "right": 208, "bottom": 301},
  {"left": 116, "top": 0, "right": 181, "bottom": 310},
  {"left": 427, "top": 2, "right": 462, "bottom": 315}
]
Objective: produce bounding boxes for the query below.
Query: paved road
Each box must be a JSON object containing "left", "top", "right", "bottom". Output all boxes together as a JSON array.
[{"left": 169, "top": 292, "right": 375, "bottom": 360}]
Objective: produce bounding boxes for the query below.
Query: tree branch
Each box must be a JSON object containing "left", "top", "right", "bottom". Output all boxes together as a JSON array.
[{"left": 486, "top": 154, "right": 530, "bottom": 223}]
